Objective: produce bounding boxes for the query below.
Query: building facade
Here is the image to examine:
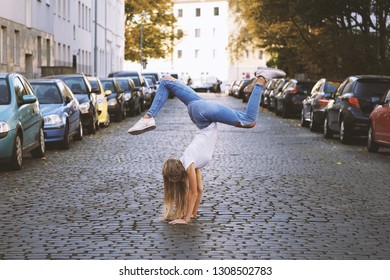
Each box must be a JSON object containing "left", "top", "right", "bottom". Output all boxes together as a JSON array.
[
  {"left": 0, "top": 0, "right": 124, "bottom": 78},
  {"left": 143, "top": 0, "right": 268, "bottom": 83}
]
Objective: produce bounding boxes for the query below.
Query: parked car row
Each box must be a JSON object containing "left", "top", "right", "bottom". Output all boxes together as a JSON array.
[
  {"left": 242, "top": 74, "right": 390, "bottom": 153},
  {"left": 0, "top": 69, "right": 162, "bottom": 171}
]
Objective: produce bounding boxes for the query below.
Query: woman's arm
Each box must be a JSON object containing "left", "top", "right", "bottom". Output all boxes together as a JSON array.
[
  {"left": 169, "top": 163, "right": 198, "bottom": 225},
  {"left": 192, "top": 168, "right": 203, "bottom": 217}
]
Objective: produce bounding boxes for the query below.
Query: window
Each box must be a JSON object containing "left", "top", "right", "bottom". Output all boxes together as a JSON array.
[
  {"left": 46, "top": 39, "right": 51, "bottom": 66},
  {"left": 177, "top": 50, "right": 182, "bottom": 59},
  {"left": 14, "top": 31, "right": 20, "bottom": 65},
  {"left": 214, "top": 7, "right": 219, "bottom": 16},
  {"left": 1, "top": 26, "right": 7, "bottom": 64},
  {"left": 37, "top": 36, "right": 42, "bottom": 67},
  {"left": 195, "top": 28, "right": 201, "bottom": 38},
  {"left": 13, "top": 77, "right": 27, "bottom": 105},
  {"left": 178, "top": 9, "right": 183, "bottom": 17},
  {"left": 258, "top": 50, "right": 264, "bottom": 60},
  {"left": 196, "top": 8, "right": 201, "bottom": 17},
  {"left": 195, "top": 49, "right": 200, "bottom": 59}
]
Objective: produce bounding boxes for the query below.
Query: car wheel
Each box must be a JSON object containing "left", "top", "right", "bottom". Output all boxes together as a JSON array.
[
  {"left": 102, "top": 114, "right": 110, "bottom": 128},
  {"left": 73, "top": 120, "right": 83, "bottom": 141},
  {"left": 60, "top": 123, "right": 70, "bottom": 150},
  {"left": 281, "top": 103, "right": 288, "bottom": 118},
  {"left": 10, "top": 133, "right": 23, "bottom": 170},
  {"left": 339, "top": 119, "right": 351, "bottom": 144},
  {"left": 31, "top": 126, "right": 45, "bottom": 158},
  {"left": 323, "top": 115, "right": 333, "bottom": 139},
  {"left": 309, "top": 111, "right": 319, "bottom": 132},
  {"left": 367, "top": 124, "right": 379, "bottom": 153},
  {"left": 300, "top": 109, "right": 308, "bottom": 127},
  {"left": 88, "top": 119, "right": 96, "bottom": 134}
]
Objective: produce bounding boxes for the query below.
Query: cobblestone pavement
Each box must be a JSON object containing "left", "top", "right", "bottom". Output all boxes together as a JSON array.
[{"left": 1, "top": 93, "right": 390, "bottom": 260}]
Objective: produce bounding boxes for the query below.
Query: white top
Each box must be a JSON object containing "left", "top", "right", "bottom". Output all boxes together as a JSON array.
[{"left": 180, "top": 122, "right": 218, "bottom": 170}]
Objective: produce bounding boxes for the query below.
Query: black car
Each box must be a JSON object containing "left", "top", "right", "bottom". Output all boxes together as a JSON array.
[
  {"left": 275, "top": 79, "right": 315, "bottom": 118},
  {"left": 261, "top": 79, "right": 278, "bottom": 108},
  {"left": 233, "top": 79, "right": 251, "bottom": 99},
  {"left": 108, "top": 71, "right": 146, "bottom": 110},
  {"left": 324, "top": 75, "right": 390, "bottom": 144},
  {"left": 301, "top": 78, "right": 339, "bottom": 131},
  {"left": 45, "top": 74, "right": 99, "bottom": 134},
  {"left": 115, "top": 77, "right": 142, "bottom": 116},
  {"left": 100, "top": 78, "right": 126, "bottom": 122},
  {"left": 269, "top": 78, "right": 287, "bottom": 111}
]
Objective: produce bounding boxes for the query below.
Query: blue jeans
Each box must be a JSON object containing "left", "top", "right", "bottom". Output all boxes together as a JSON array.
[{"left": 147, "top": 79, "right": 264, "bottom": 129}]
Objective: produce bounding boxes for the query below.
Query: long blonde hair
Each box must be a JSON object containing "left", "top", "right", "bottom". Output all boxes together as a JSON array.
[{"left": 161, "top": 158, "right": 188, "bottom": 220}]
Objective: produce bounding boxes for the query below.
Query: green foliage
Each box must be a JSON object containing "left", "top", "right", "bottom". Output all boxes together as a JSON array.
[
  {"left": 229, "top": 0, "right": 390, "bottom": 79},
  {"left": 124, "top": 0, "right": 182, "bottom": 63}
]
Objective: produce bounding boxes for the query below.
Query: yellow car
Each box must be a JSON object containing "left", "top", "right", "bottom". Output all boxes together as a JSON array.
[{"left": 87, "top": 76, "right": 111, "bottom": 127}]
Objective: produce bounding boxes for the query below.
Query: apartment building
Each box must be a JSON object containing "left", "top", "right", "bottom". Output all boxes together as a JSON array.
[
  {"left": 144, "top": 0, "right": 267, "bottom": 83},
  {"left": 0, "top": 0, "right": 124, "bottom": 78}
]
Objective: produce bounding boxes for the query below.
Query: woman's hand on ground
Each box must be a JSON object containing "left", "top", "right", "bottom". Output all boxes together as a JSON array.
[{"left": 169, "top": 219, "right": 188, "bottom": 225}]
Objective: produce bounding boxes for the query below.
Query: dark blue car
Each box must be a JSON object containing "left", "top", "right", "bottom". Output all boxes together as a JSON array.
[{"left": 30, "top": 79, "right": 83, "bottom": 150}]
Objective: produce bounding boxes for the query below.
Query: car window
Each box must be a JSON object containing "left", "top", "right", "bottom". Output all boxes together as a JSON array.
[
  {"left": 31, "top": 84, "right": 62, "bottom": 104},
  {"left": 13, "top": 77, "right": 28, "bottom": 105},
  {"left": 62, "top": 77, "right": 87, "bottom": 94},
  {"left": 59, "top": 81, "right": 74, "bottom": 102},
  {"left": 354, "top": 80, "right": 390, "bottom": 98},
  {"left": 324, "top": 82, "right": 337, "bottom": 93},
  {"left": 117, "top": 79, "right": 129, "bottom": 90},
  {"left": 0, "top": 78, "right": 10, "bottom": 105}
]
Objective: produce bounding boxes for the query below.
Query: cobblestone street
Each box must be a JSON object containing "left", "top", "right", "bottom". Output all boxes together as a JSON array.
[{"left": 1, "top": 93, "right": 390, "bottom": 260}]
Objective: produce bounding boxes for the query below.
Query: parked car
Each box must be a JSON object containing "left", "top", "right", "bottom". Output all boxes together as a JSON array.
[
  {"left": 87, "top": 76, "right": 111, "bottom": 128},
  {"left": 191, "top": 77, "right": 222, "bottom": 93},
  {"left": 270, "top": 78, "right": 287, "bottom": 112},
  {"left": 367, "top": 88, "right": 390, "bottom": 152},
  {"left": 0, "top": 73, "right": 45, "bottom": 170},
  {"left": 142, "top": 77, "right": 154, "bottom": 107},
  {"left": 301, "top": 78, "right": 339, "bottom": 131},
  {"left": 233, "top": 79, "right": 251, "bottom": 99},
  {"left": 144, "top": 76, "right": 157, "bottom": 101},
  {"left": 108, "top": 70, "right": 146, "bottom": 110},
  {"left": 115, "top": 77, "right": 142, "bottom": 116},
  {"left": 228, "top": 80, "right": 238, "bottom": 96},
  {"left": 275, "top": 79, "right": 315, "bottom": 118},
  {"left": 261, "top": 79, "right": 278, "bottom": 108},
  {"left": 324, "top": 75, "right": 390, "bottom": 144},
  {"left": 30, "top": 79, "right": 83, "bottom": 149},
  {"left": 100, "top": 78, "right": 126, "bottom": 122},
  {"left": 242, "top": 78, "right": 257, "bottom": 103},
  {"left": 45, "top": 74, "right": 99, "bottom": 134},
  {"left": 142, "top": 70, "right": 162, "bottom": 85}
]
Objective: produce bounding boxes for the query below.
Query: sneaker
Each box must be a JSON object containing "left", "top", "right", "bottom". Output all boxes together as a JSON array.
[
  {"left": 254, "top": 67, "right": 286, "bottom": 82},
  {"left": 128, "top": 117, "right": 156, "bottom": 135}
]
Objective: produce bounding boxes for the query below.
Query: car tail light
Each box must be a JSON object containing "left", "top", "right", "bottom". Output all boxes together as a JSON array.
[
  {"left": 289, "top": 85, "right": 297, "bottom": 94},
  {"left": 348, "top": 97, "right": 360, "bottom": 109},
  {"left": 318, "top": 98, "right": 329, "bottom": 107}
]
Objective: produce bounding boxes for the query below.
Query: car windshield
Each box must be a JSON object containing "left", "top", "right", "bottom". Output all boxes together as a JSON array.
[
  {"left": 0, "top": 78, "right": 10, "bottom": 105},
  {"left": 354, "top": 80, "right": 390, "bottom": 98},
  {"left": 88, "top": 80, "right": 102, "bottom": 94},
  {"left": 101, "top": 80, "right": 116, "bottom": 92},
  {"left": 62, "top": 77, "right": 87, "bottom": 94},
  {"left": 113, "top": 73, "right": 141, "bottom": 86},
  {"left": 31, "top": 84, "right": 62, "bottom": 104},
  {"left": 117, "top": 79, "right": 129, "bottom": 90}
]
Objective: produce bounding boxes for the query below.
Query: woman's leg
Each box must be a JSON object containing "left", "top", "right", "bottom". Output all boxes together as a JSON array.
[
  {"left": 189, "top": 80, "right": 265, "bottom": 129},
  {"left": 147, "top": 76, "right": 202, "bottom": 117}
]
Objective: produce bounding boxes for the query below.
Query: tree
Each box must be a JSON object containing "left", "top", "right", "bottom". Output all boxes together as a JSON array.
[
  {"left": 124, "top": 0, "right": 182, "bottom": 65},
  {"left": 228, "top": 0, "right": 390, "bottom": 79}
]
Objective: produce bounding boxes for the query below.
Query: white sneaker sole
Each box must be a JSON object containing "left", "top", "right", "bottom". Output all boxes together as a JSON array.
[{"left": 128, "top": 125, "right": 156, "bottom": 135}]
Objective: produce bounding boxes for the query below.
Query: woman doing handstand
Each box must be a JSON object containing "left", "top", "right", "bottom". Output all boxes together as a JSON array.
[{"left": 128, "top": 67, "right": 286, "bottom": 224}]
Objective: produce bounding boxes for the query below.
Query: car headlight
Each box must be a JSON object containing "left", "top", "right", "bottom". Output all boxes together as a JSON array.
[
  {"left": 79, "top": 102, "right": 90, "bottom": 114},
  {"left": 97, "top": 97, "right": 105, "bottom": 104},
  {"left": 108, "top": 98, "right": 118, "bottom": 106},
  {"left": 43, "top": 114, "right": 63, "bottom": 125},
  {"left": 124, "top": 93, "right": 131, "bottom": 101},
  {"left": 0, "top": 121, "right": 10, "bottom": 139}
]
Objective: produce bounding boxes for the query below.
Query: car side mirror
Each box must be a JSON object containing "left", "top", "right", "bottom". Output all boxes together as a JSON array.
[
  {"left": 105, "top": 90, "right": 112, "bottom": 96},
  {"left": 23, "top": 95, "right": 37, "bottom": 104}
]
